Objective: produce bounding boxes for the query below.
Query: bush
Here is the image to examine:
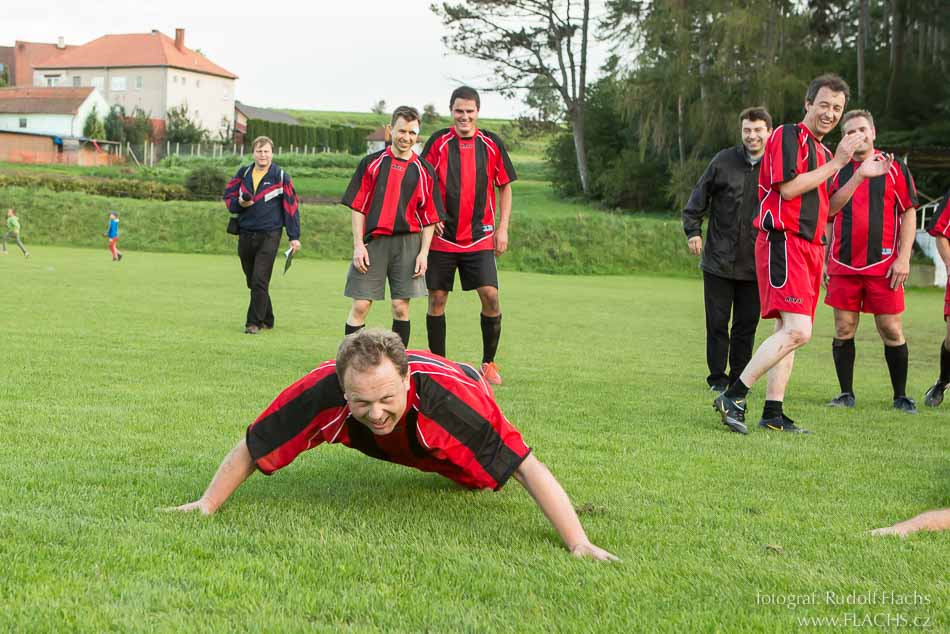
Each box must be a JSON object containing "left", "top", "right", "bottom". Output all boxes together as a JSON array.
[
  {"left": 185, "top": 165, "right": 228, "bottom": 200},
  {"left": 0, "top": 173, "right": 189, "bottom": 201}
]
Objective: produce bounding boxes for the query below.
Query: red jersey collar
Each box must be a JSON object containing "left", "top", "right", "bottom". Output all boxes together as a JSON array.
[
  {"left": 451, "top": 126, "right": 479, "bottom": 141},
  {"left": 387, "top": 145, "right": 415, "bottom": 162}
]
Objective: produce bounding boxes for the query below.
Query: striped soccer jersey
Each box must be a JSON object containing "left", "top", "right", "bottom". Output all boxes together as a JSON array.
[
  {"left": 422, "top": 127, "right": 517, "bottom": 253},
  {"left": 246, "top": 351, "right": 531, "bottom": 491},
  {"left": 827, "top": 153, "right": 918, "bottom": 276},
  {"left": 755, "top": 123, "right": 834, "bottom": 244},
  {"left": 341, "top": 146, "right": 444, "bottom": 242}
]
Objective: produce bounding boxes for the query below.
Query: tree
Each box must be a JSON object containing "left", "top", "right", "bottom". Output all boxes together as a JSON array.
[
  {"left": 0, "top": 65, "right": 8, "bottom": 88},
  {"left": 432, "top": 0, "right": 595, "bottom": 194},
  {"left": 83, "top": 106, "right": 106, "bottom": 140},
  {"left": 422, "top": 103, "right": 440, "bottom": 124},
  {"left": 370, "top": 99, "right": 387, "bottom": 115},
  {"left": 104, "top": 105, "right": 127, "bottom": 143},
  {"left": 124, "top": 107, "right": 153, "bottom": 144},
  {"left": 523, "top": 75, "right": 561, "bottom": 122},
  {"left": 165, "top": 104, "right": 207, "bottom": 144}
]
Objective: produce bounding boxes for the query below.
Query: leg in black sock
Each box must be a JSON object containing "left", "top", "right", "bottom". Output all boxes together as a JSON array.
[
  {"left": 940, "top": 340, "right": 950, "bottom": 384},
  {"left": 832, "top": 338, "right": 856, "bottom": 395},
  {"left": 392, "top": 319, "right": 411, "bottom": 348},
  {"left": 480, "top": 313, "right": 502, "bottom": 364},
  {"left": 426, "top": 314, "right": 446, "bottom": 357},
  {"left": 345, "top": 323, "right": 364, "bottom": 336},
  {"left": 762, "top": 399, "right": 783, "bottom": 420},
  {"left": 724, "top": 378, "right": 750, "bottom": 400},
  {"left": 884, "top": 343, "right": 909, "bottom": 399}
]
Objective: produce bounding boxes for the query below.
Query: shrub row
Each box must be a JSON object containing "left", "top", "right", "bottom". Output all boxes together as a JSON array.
[
  {"left": 245, "top": 119, "right": 374, "bottom": 155},
  {"left": 2, "top": 186, "right": 699, "bottom": 277},
  {"left": 0, "top": 173, "right": 190, "bottom": 202},
  {"left": 159, "top": 152, "right": 362, "bottom": 171}
]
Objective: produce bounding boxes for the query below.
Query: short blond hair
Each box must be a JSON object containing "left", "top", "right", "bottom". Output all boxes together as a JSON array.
[
  {"left": 251, "top": 136, "right": 274, "bottom": 151},
  {"left": 841, "top": 109, "right": 874, "bottom": 129}
]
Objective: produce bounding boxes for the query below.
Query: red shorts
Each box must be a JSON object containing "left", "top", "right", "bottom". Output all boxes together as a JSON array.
[
  {"left": 755, "top": 231, "right": 823, "bottom": 320},
  {"left": 824, "top": 275, "right": 904, "bottom": 314}
]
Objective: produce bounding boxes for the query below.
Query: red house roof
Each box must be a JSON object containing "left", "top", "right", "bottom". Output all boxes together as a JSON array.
[
  {"left": 33, "top": 30, "right": 237, "bottom": 80},
  {"left": 0, "top": 86, "right": 95, "bottom": 115}
]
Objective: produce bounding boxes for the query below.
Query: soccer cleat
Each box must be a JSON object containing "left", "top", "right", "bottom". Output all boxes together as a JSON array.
[
  {"left": 923, "top": 382, "right": 946, "bottom": 408},
  {"left": 481, "top": 362, "right": 503, "bottom": 385},
  {"left": 709, "top": 383, "right": 729, "bottom": 393},
  {"left": 827, "top": 392, "right": 855, "bottom": 408},
  {"left": 244, "top": 324, "right": 260, "bottom": 335},
  {"left": 758, "top": 414, "right": 810, "bottom": 434},
  {"left": 117, "top": 253, "right": 123, "bottom": 261},
  {"left": 892, "top": 396, "right": 918, "bottom": 414},
  {"left": 713, "top": 393, "right": 747, "bottom": 434}
]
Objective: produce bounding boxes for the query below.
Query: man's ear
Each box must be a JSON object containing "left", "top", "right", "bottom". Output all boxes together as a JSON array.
[{"left": 384, "top": 125, "right": 392, "bottom": 143}]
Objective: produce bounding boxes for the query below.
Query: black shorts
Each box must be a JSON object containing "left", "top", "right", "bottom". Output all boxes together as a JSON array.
[{"left": 426, "top": 249, "right": 498, "bottom": 292}]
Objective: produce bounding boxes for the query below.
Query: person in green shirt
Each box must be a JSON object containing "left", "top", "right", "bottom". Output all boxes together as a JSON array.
[{"left": 3, "top": 208, "right": 29, "bottom": 257}]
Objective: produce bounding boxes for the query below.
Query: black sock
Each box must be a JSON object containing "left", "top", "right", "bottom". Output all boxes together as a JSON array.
[
  {"left": 940, "top": 341, "right": 950, "bottom": 385},
  {"left": 884, "top": 343, "right": 908, "bottom": 399},
  {"left": 426, "top": 314, "right": 446, "bottom": 357},
  {"left": 480, "top": 313, "right": 502, "bottom": 364},
  {"left": 344, "top": 323, "right": 364, "bottom": 336},
  {"left": 724, "top": 378, "right": 749, "bottom": 400},
  {"left": 832, "top": 338, "right": 856, "bottom": 395},
  {"left": 762, "top": 400, "right": 783, "bottom": 420},
  {"left": 392, "top": 319, "right": 410, "bottom": 348}
]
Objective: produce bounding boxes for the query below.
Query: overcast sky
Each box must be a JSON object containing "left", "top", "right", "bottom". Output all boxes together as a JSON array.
[{"left": 2, "top": 0, "right": 611, "bottom": 119}]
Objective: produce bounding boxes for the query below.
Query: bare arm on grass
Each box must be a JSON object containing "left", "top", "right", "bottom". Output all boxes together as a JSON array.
[
  {"left": 513, "top": 454, "right": 619, "bottom": 562},
  {"left": 168, "top": 439, "right": 256, "bottom": 514}
]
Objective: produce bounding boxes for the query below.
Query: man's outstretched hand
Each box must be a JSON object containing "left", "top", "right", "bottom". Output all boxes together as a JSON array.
[
  {"left": 164, "top": 500, "right": 214, "bottom": 515},
  {"left": 570, "top": 541, "right": 621, "bottom": 562}
]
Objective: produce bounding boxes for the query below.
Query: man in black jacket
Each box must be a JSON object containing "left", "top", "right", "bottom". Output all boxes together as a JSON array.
[
  {"left": 683, "top": 108, "right": 772, "bottom": 392},
  {"left": 223, "top": 136, "right": 301, "bottom": 334}
]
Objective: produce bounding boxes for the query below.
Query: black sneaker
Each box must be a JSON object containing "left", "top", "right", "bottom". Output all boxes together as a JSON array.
[
  {"left": 827, "top": 392, "right": 855, "bottom": 408},
  {"left": 923, "top": 382, "right": 946, "bottom": 408},
  {"left": 713, "top": 393, "right": 747, "bottom": 434},
  {"left": 117, "top": 252, "right": 123, "bottom": 261},
  {"left": 758, "top": 414, "right": 810, "bottom": 434},
  {"left": 709, "top": 383, "right": 729, "bottom": 393},
  {"left": 892, "top": 396, "right": 918, "bottom": 414}
]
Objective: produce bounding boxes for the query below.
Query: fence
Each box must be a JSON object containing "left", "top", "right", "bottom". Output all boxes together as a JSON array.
[{"left": 120, "top": 141, "right": 365, "bottom": 166}]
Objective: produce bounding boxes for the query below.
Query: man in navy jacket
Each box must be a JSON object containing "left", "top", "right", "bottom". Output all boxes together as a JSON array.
[{"left": 224, "top": 136, "right": 301, "bottom": 334}]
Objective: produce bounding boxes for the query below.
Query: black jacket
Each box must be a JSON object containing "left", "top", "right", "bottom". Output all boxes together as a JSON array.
[{"left": 682, "top": 145, "right": 761, "bottom": 281}]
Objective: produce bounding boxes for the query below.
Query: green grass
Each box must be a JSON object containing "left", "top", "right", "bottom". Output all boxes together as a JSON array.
[{"left": 1, "top": 246, "right": 948, "bottom": 632}]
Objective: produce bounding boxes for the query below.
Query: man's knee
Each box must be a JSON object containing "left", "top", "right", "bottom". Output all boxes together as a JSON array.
[
  {"left": 350, "top": 300, "right": 372, "bottom": 321},
  {"left": 391, "top": 300, "right": 410, "bottom": 321},
  {"left": 477, "top": 286, "right": 500, "bottom": 314},
  {"left": 834, "top": 311, "right": 859, "bottom": 339},
  {"left": 875, "top": 315, "right": 904, "bottom": 345},
  {"left": 780, "top": 316, "right": 812, "bottom": 347},
  {"left": 428, "top": 291, "right": 449, "bottom": 316}
]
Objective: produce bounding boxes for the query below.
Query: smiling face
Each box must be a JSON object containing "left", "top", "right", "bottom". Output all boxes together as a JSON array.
[
  {"left": 841, "top": 115, "right": 876, "bottom": 160},
  {"left": 390, "top": 116, "right": 419, "bottom": 158},
  {"left": 451, "top": 98, "right": 479, "bottom": 138},
  {"left": 803, "top": 86, "right": 847, "bottom": 140},
  {"left": 741, "top": 118, "right": 771, "bottom": 158},
  {"left": 253, "top": 141, "right": 273, "bottom": 170},
  {"left": 343, "top": 358, "right": 411, "bottom": 436}
]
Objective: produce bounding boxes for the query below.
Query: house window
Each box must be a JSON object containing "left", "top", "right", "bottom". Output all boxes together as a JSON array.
[
  {"left": 196, "top": 79, "right": 201, "bottom": 88},
  {"left": 72, "top": 76, "right": 81, "bottom": 87},
  {"left": 135, "top": 76, "right": 143, "bottom": 90},
  {"left": 111, "top": 76, "right": 127, "bottom": 91},
  {"left": 44, "top": 75, "right": 60, "bottom": 87},
  {"left": 91, "top": 77, "right": 104, "bottom": 90},
  {"left": 172, "top": 76, "right": 178, "bottom": 84},
  {"left": 19, "top": 118, "right": 27, "bottom": 128}
]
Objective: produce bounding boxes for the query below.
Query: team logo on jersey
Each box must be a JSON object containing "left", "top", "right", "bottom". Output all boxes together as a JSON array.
[
  {"left": 784, "top": 295, "right": 803, "bottom": 304},
  {"left": 461, "top": 143, "right": 474, "bottom": 150},
  {"left": 392, "top": 163, "right": 405, "bottom": 172}
]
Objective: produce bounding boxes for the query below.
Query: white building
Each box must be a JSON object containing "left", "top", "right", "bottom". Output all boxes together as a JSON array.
[{"left": 0, "top": 86, "right": 110, "bottom": 138}]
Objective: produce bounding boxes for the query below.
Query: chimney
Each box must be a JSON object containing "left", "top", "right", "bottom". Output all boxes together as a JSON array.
[
  {"left": 175, "top": 28, "right": 185, "bottom": 52},
  {"left": 57, "top": 36, "right": 65, "bottom": 49}
]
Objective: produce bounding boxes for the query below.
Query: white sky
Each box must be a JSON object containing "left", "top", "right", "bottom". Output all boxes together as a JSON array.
[{"left": 1, "top": 0, "right": 610, "bottom": 119}]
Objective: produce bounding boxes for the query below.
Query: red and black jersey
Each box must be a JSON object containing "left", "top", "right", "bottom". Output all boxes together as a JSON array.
[
  {"left": 422, "top": 128, "right": 517, "bottom": 253},
  {"left": 341, "top": 147, "right": 444, "bottom": 242},
  {"left": 827, "top": 153, "right": 918, "bottom": 276},
  {"left": 245, "top": 351, "right": 531, "bottom": 491},
  {"left": 926, "top": 190, "right": 950, "bottom": 239},
  {"left": 755, "top": 123, "right": 834, "bottom": 244}
]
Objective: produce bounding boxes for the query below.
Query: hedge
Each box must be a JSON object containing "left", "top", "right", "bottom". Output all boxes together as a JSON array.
[{"left": 245, "top": 119, "right": 373, "bottom": 155}]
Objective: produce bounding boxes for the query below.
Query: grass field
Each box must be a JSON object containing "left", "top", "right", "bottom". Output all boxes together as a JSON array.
[{"left": 1, "top": 247, "right": 947, "bottom": 632}]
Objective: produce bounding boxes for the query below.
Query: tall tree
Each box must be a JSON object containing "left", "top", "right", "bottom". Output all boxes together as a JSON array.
[
  {"left": 523, "top": 75, "right": 561, "bottom": 122},
  {"left": 885, "top": 0, "right": 905, "bottom": 118},
  {"left": 432, "top": 0, "right": 594, "bottom": 193}
]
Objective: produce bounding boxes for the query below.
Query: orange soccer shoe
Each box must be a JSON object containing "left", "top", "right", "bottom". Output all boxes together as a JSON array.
[{"left": 481, "top": 361, "right": 503, "bottom": 386}]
